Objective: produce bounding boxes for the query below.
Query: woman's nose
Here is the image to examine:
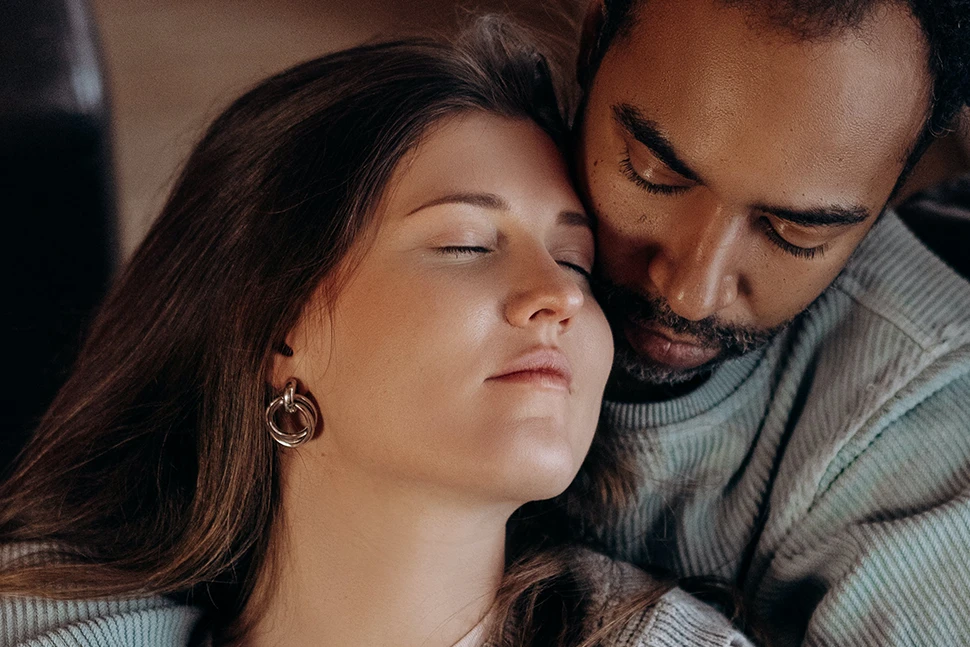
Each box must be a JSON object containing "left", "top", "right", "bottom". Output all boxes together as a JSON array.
[{"left": 504, "top": 254, "right": 585, "bottom": 332}]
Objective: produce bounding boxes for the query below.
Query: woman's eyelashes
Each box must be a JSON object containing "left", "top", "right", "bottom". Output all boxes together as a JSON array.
[
  {"left": 434, "top": 245, "right": 592, "bottom": 279},
  {"left": 436, "top": 245, "right": 491, "bottom": 258},
  {"left": 557, "top": 260, "right": 592, "bottom": 279}
]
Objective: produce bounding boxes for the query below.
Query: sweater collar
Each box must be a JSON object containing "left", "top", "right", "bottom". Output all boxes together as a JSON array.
[{"left": 602, "top": 335, "right": 774, "bottom": 429}]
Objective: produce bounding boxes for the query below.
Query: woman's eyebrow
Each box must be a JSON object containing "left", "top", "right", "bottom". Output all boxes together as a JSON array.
[
  {"left": 559, "top": 210, "right": 592, "bottom": 230},
  {"left": 407, "top": 193, "right": 591, "bottom": 231},
  {"left": 406, "top": 192, "right": 509, "bottom": 216}
]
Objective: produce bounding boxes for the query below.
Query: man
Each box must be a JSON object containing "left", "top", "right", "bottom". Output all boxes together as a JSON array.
[{"left": 571, "top": 0, "right": 970, "bottom": 644}]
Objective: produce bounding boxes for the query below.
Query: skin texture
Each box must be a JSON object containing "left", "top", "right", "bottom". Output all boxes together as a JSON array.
[
  {"left": 248, "top": 113, "right": 613, "bottom": 647},
  {"left": 578, "top": 0, "right": 932, "bottom": 397}
]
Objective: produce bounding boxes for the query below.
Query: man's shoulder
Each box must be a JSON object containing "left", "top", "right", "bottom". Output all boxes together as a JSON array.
[
  {"left": 749, "top": 210, "right": 970, "bottom": 642},
  {"left": 758, "top": 212, "right": 970, "bottom": 561},
  {"left": 753, "top": 370, "right": 970, "bottom": 646},
  {"left": 791, "top": 209, "right": 970, "bottom": 448},
  {"left": 828, "top": 209, "right": 970, "bottom": 354}
]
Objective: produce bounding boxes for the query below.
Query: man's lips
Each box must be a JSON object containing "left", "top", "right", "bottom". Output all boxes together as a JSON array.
[
  {"left": 623, "top": 320, "right": 720, "bottom": 370},
  {"left": 487, "top": 348, "right": 573, "bottom": 391}
]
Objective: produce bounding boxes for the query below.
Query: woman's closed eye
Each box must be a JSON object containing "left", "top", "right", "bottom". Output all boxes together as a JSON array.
[
  {"left": 436, "top": 244, "right": 591, "bottom": 279},
  {"left": 557, "top": 259, "right": 591, "bottom": 279},
  {"left": 436, "top": 245, "right": 492, "bottom": 258}
]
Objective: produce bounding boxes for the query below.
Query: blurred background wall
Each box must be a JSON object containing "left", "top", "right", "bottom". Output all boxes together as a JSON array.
[{"left": 90, "top": 0, "right": 587, "bottom": 256}]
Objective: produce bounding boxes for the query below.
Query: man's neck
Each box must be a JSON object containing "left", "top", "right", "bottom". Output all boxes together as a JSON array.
[{"left": 246, "top": 457, "right": 509, "bottom": 647}]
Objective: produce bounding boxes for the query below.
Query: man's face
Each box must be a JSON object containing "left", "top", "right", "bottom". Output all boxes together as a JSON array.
[{"left": 578, "top": 0, "right": 931, "bottom": 391}]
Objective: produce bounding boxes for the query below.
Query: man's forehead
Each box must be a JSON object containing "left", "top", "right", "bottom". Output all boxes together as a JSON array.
[
  {"left": 612, "top": 0, "right": 916, "bottom": 42},
  {"left": 604, "top": 0, "right": 929, "bottom": 105},
  {"left": 590, "top": 0, "right": 931, "bottom": 206}
]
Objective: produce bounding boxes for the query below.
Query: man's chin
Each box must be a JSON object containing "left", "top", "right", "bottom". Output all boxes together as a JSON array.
[
  {"left": 605, "top": 321, "right": 785, "bottom": 401},
  {"left": 611, "top": 344, "right": 723, "bottom": 388},
  {"left": 621, "top": 320, "right": 722, "bottom": 373},
  {"left": 593, "top": 278, "right": 794, "bottom": 398}
]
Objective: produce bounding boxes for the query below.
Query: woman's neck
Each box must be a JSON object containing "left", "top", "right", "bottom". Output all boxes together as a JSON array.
[{"left": 245, "top": 455, "right": 512, "bottom": 647}]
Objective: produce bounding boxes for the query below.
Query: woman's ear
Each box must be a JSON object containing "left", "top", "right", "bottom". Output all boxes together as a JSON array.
[
  {"left": 578, "top": 0, "right": 606, "bottom": 88},
  {"left": 268, "top": 302, "right": 332, "bottom": 392},
  {"left": 268, "top": 291, "right": 335, "bottom": 395},
  {"left": 268, "top": 337, "right": 297, "bottom": 392}
]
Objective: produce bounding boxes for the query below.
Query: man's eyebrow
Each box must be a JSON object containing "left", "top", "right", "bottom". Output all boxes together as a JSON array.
[
  {"left": 612, "top": 104, "right": 701, "bottom": 183},
  {"left": 407, "top": 192, "right": 510, "bottom": 216},
  {"left": 754, "top": 203, "right": 871, "bottom": 227}
]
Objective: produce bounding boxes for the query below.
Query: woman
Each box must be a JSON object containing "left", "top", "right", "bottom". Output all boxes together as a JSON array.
[{"left": 0, "top": 18, "right": 752, "bottom": 647}]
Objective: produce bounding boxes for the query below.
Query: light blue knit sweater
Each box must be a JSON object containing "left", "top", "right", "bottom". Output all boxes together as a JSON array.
[
  {"left": 575, "top": 211, "right": 970, "bottom": 646},
  {"left": 0, "top": 546, "right": 750, "bottom": 646},
  {"left": 0, "top": 589, "right": 202, "bottom": 646}
]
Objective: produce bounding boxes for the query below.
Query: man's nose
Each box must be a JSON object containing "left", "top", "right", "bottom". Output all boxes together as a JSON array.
[
  {"left": 648, "top": 205, "right": 742, "bottom": 321},
  {"left": 504, "top": 253, "right": 585, "bottom": 332}
]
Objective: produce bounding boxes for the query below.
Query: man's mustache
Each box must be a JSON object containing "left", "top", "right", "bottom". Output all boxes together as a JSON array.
[{"left": 592, "top": 276, "right": 780, "bottom": 357}]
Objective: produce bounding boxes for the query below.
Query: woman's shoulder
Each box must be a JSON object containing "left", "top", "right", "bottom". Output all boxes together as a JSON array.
[
  {"left": 0, "top": 543, "right": 205, "bottom": 647},
  {"left": 0, "top": 591, "right": 204, "bottom": 647},
  {"left": 571, "top": 549, "right": 755, "bottom": 647}
]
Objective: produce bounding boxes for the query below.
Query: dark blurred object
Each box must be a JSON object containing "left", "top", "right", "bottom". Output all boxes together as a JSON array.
[
  {"left": 898, "top": 174, "right": 970, "bottom": 279},
  {"left": 0, "top": 0, "right": 117, "bottom": 477}
]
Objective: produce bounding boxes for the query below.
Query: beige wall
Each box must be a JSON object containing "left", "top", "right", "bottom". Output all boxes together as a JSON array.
[{"left": 92, "top": 0, "right": 583, "bottom": 256}]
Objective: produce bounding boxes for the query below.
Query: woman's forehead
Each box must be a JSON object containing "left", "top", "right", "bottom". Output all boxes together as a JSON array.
[{"left": 378, "top": 112, "right": 581, "bottom": 221}]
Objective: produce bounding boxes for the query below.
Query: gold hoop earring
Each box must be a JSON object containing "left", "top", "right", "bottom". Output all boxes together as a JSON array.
[{"left": 265, "top": 379, "right": 319, "bottom": 448}]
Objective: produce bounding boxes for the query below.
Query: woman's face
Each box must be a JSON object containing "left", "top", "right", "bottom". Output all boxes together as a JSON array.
[{"left": 276, "top": 112, "right": 613, "bottom": 506}]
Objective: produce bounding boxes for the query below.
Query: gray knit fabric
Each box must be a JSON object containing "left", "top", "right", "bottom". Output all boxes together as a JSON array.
[
  {"left": 0, "top": 546, "right": 205, "bottom": 647},
  {"left": 574, "top": 211, "right": 970, "bottom": 646},
  {"left": 0, "top": 589, "right": 201, "bottom": 647},
  {"left": 577, "top": 550, "right": 752, "bottom": 647},
  {"left": 0, "top": 545, "right": 748, "bottom": 646}
]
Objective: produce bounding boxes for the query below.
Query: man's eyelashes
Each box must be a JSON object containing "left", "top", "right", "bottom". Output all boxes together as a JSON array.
[
  {"left": 618, "top": 154, "right": 828, "bottom": 261},
  {"left": 756, "top": 219, "right": 826, "bottom": 260},
  {"left": 619, "top": 152, "right": 691, "bottom": 196}
]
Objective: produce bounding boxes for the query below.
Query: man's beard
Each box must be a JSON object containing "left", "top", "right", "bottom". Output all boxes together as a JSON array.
[{"left": 594, "top": 277, "right": 791, "bottom": 388}]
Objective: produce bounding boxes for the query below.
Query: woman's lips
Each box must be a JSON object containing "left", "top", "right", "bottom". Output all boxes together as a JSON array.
[
  {"left": 489, "top": 370, "right": 571, "bottom": 390},
  {"left": 623, "top": 321, "right": 720, "bottom": 370},
  {"left": 488, "top": 348, "right": 573, "bottom": 391}
]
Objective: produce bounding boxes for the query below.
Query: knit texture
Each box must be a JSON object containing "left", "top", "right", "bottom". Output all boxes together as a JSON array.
[
  {"left": 576, "top": 211, "right": 970, "bottom": 646},
  {"left": 577, "top": 550, "right": 752, "bottom": 647},
  {"left": 0, "top": 545, "right": 749, "bottom": 646}
]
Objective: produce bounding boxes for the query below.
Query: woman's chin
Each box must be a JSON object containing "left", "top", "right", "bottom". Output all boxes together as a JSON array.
[{"left": 469, "top": 421, "right": 589, "bottom": 505}]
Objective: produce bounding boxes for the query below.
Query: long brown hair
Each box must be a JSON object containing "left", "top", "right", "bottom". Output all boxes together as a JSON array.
[{"left": 0, "top": 17, "right": 670, "bottom": 645}]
